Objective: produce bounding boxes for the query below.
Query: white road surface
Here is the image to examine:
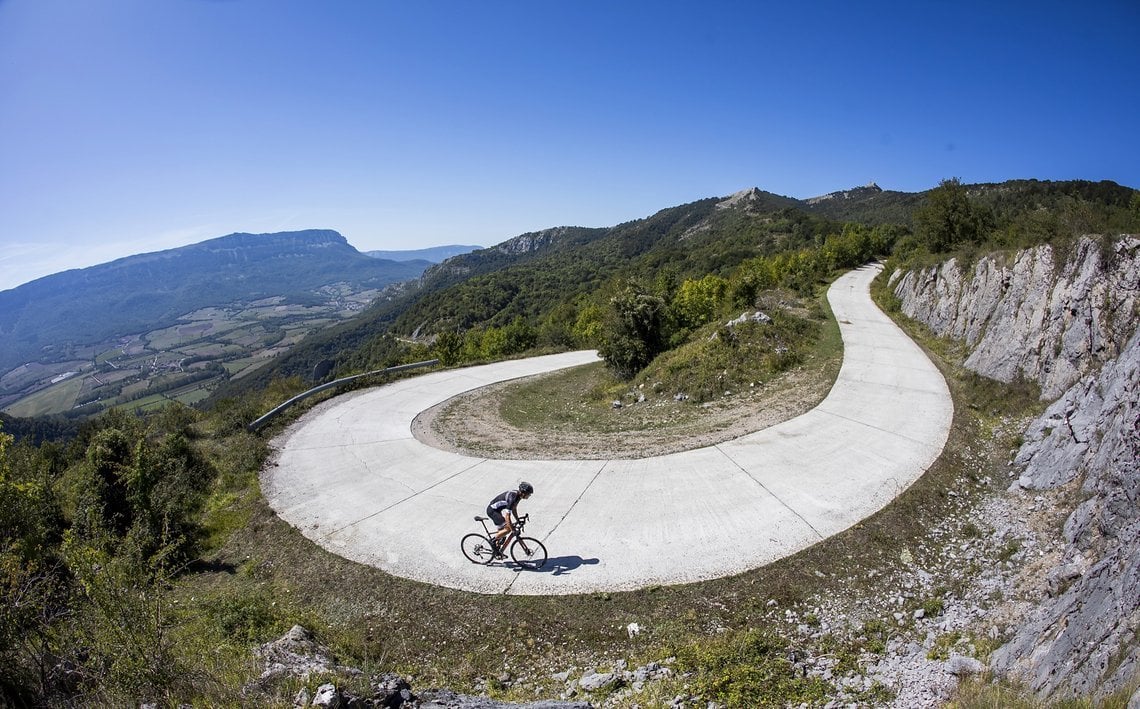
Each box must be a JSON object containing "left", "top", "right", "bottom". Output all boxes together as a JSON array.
[{"left": 262, "top": 264, "right": 953, "bottom": 595}]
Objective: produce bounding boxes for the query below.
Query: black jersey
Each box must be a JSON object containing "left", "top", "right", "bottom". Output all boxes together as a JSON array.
[{"left": 489, "top": 489, "right": 521, "bottom": 515}]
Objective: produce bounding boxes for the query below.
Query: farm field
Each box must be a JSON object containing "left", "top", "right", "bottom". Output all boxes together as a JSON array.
[{"left": 4, "top": 376, "right": 84, "bottom": 418}]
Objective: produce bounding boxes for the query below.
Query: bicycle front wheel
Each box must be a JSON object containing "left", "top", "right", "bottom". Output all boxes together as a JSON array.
[
  {"left": 461, "top": 533, "right": 495, "bottom": 565},
  {"left": 510, "top": 536, "right": 548, "bottom": 570}
]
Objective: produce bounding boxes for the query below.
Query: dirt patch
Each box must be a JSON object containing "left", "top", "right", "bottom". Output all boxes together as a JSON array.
[{"left": 412, "top": 360, "right": 838, "bottom": 459}]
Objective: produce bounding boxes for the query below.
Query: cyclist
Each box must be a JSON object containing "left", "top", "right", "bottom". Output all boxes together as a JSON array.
[{"left": 487, "top": 482, "right": 533, "bottom": 557}]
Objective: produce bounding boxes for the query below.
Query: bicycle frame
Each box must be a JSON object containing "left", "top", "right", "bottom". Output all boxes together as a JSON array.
[{"left": 475, "top": 512, "right": 528, "bottom": 544}]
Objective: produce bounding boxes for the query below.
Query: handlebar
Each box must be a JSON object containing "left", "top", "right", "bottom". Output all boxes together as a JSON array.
[{"left": 476, "top": 513, "right": 529, "bottom": 534}]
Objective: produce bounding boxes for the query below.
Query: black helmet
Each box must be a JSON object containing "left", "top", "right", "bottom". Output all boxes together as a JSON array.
[{"left": 518, "top": 481, "right": 534, "bottom": 495}]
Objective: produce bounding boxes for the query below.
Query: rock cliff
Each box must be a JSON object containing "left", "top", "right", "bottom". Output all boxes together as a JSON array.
[
  {"left": 890, "top": 235, "right": 1140, "bottom": 702},
  {"left": 891, "top": 236, "right": 1139, "bottom": 399},
  {"left": 991, "top": 328, "right": 1140, "bottom": 699},
  {"left": 494, "top": 226, "right": 579, "bottom": 256}
]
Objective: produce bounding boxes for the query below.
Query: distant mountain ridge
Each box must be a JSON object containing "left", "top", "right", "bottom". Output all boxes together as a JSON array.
[
  {"left": 0, "top": 230, "right": 430, "bottom": 374},
  {"left": 798, "top": 178, "right": 1135, "bottom": 226},
  {"left": 365, "top": 244, "right": 482, "bottom": 263}
]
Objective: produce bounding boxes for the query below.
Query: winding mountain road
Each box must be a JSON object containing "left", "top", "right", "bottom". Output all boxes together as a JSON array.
[{"left": 262, "top": 264, "right": 953, "bottom": 595}]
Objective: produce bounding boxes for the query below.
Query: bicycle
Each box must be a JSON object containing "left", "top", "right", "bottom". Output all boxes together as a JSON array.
[{"left": 461, "top": 513, "right": 548, "bottom": 570}]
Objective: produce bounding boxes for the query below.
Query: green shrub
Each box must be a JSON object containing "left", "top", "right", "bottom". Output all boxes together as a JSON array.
[
  {"left": 673, "top": 628, "right": 832, "bottom": 706},
  {"left": 203, "top": 587, "right": 282, "bottom": 643}
]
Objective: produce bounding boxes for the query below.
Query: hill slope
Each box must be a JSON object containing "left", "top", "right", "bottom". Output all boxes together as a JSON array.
[{"left": 0, "top": 230, "right": 429, "bottom": 374}]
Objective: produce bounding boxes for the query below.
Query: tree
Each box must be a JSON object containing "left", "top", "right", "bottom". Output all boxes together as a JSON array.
[
  {"left": 672, "top": 275, "right": 729, "bottom": 331},
  {"left": 0, "top": 426, "right": 69, "bottom": 703},
  {"left": 730, "top": 257, "right": 779, "bottom": 308},
  {"left": 913, "top": 178, "right": 992, "bottom": 252},
  {"left": 597, "top": 281, "right": 669, "bottom": 379},
  {"left": 66, "top": 410, "right": 213, "bottom": 569},
  {"left": 571, "top": 303, "right": 605, "bottom": 347},
  {"left": 499, "top": 317, "right": 537, "bottom": 355},
  {"left": 433, "top": 331, "right": 464, "bottom": 366},
  {"left": 537, "top": 303, "right": 579, "bottom": 348}
]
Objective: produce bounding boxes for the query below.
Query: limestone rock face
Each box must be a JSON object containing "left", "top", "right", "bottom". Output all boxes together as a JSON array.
[
  {"left": 494, "top": 226, "right": 576, "bottom": 256},
  {"left": 893, "top": 236, "right": 1139, "bottom": 399},
  {"left": 893, "top": 235, "right": 1140, "bottom": 701},
  {"left": 990, "top": 329, "right": 1140, "bottom": 698}
]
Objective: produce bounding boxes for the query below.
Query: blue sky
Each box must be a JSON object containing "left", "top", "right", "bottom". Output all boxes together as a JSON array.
[{"left": 1, "top": 0, "right": 1137, "bottom": 291}]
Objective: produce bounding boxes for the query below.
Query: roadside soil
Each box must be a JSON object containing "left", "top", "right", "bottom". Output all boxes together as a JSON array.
[{"left": 411, "top": 359, "right": 839, "bottom": 459}]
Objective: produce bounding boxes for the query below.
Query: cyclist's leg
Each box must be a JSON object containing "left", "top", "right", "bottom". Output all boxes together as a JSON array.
[{"left": 487, "top": 508, "right": 508, "bottom": 554}]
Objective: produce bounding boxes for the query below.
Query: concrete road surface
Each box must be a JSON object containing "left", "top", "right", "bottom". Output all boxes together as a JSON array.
[{"left": 262, "top": 264, "right": 953, "bottom": 595}]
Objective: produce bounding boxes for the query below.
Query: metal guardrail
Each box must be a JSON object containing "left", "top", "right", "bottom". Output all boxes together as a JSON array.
[{"left": 247, "top": 359, "right": 439, "bottom": 433}]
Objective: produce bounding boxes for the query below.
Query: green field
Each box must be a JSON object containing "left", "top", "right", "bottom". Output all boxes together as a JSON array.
[
  {"left": 176, "top": 342, "right": 231, "bottom": 358},
  {"left": 120, "top": 380, "right": 151, "bottom": 398},
  {"left": 1, "top": 360, "right": 87, "bottom": 392},
  {"left": 116, "top": 381, "right": 212, "bottom": 413},
  {"left": 95, "top": 347, "right": 124, "bottom": 364},
  {"left": 173, "top": 387, "right": 212, "bottom": 405},
  {"left": 147, "top": 315, "right": 249, "bottom": 350},
  {"left": 229, "top": 357, "right": 275, "bottom": 379},
  {"left": 3, "top": 376, "right": 84, "bottom": 417},
  {"left": 222, "top": 357, "right": 259, "bottom": 374}
]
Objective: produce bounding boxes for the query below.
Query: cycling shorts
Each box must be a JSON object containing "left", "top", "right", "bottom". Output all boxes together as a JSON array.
[{"left": 486, "top": 506, "right": 507, "bottom": 528}]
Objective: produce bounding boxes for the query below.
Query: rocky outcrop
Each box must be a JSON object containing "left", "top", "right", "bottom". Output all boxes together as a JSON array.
[
  {"left": 250, "top": 626, "right": 592, "bottom": 709},
  {"left": 716, "top": 187, "right": 765, "bottom": 209},
  {"left": 989, "top": 328, "right": 1140, "bottom": 699},
  {"left": 494, "top": 227, "right": 578, "bottom": 257},
  {"left": 891, "top": 234, "right": 1140, "bottom": 701},
  {"left": 252, "top": 624, "right": 362, "bottom": 686},
  {"left": 891, "top": 236, "right": 1139, "bottom": 399}
]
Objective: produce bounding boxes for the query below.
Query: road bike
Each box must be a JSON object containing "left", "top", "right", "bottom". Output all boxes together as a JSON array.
[{"left": 461, "top": 513, "right": 548, "bottom": 570}]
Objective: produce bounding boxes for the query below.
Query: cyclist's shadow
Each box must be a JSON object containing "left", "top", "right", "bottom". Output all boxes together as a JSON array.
[{"left": 514, "top": 555, "right": 600, "bottom": 576}]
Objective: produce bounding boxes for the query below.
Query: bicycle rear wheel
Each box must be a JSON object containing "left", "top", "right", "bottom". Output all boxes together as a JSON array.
[
  {"left": 461, "top": 533, "right": 495, "bottom": 564},
  {"left": 510, "top": 536, "right": 548, "bottom": 570}
]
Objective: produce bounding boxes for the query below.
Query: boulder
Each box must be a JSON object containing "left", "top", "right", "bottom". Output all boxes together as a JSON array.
[
  {"left": 946, "top": 655, "right": 985, "bottom": 677},
  {"left": 577, "top": 670, "right": 619, "bottom": 692},
  {"left": 416, "top": 690, "right": 591, "bottom": 708},
  {"left": 253, "top": 625, "right": 358, "bottom": 685},
  {"left": 311, "top": 683, "right": 342, "bottom": 708}
]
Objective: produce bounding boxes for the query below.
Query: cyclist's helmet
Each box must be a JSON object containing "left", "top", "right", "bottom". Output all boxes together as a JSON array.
[{"left": 518, "top": 481, "right": 534, "bottom": 495}]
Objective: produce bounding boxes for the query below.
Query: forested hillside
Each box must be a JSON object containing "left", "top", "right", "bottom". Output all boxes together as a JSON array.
[
  {"left": 799, "top": 178, "right": 1137, "bottom": 235},
  {"left": 218, "top": 190, "right": 847, "bottom": 395},
  {"left": 222, "top": 178, "right": 1140, "bottom": 401}
]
